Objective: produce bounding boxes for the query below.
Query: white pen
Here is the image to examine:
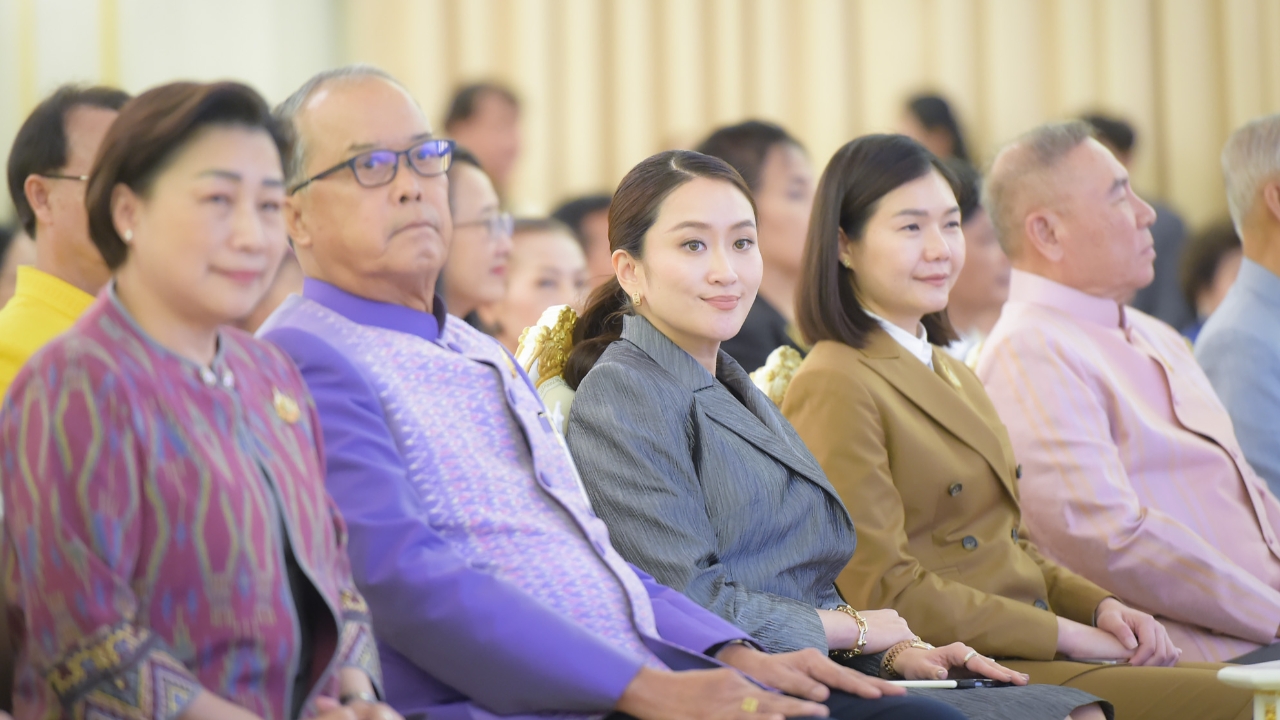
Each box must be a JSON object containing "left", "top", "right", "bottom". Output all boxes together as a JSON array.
[{"left": 887, "top": 680, "right": 959, "bottom": 688}]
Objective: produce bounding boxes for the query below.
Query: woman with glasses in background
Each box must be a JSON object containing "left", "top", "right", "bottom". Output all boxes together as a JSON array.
[
  {"left": 438, "top": 146, "right": 513, "bottom": 327},
  {"left": 0, "top": 81, "right": 393, "bottom": 720}
]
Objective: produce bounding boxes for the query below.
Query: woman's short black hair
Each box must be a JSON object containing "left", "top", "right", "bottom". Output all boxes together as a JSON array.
[
  {"left": 1180, "top": 219, "right": 1242, "bottom": 315},
  {"left": 85, "top": 81, "right": 291, "bottom": 270},
  {"left": 695, "top": 120, "right": 803, "bottom": 194}
]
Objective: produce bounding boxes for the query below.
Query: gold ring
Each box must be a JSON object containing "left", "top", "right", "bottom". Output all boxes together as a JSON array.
[
  {"left": 962, "top": 649, "right": 980, "bottom": 665},
  {"left": 741, "top": 697, "right": 759, "bottom": 713}
]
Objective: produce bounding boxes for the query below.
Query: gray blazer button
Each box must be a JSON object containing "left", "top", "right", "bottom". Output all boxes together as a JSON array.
[
  {"left": 949, "top": 483, "right": 963, "bottom": 496},
  {"left": 962, "top": 536, "right": 978, "bottom": 550},
  {"left": 1033, "top": 599, "right": 1049, "bottom": 610}
]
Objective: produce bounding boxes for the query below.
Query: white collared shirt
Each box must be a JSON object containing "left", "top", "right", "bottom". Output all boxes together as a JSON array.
[{"left": 867, "top": 311, "right": 934, "bottom": 368}]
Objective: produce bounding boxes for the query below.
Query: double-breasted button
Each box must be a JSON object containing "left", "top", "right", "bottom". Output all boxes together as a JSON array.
[
  {"left": 949, "top": 483, "right": 963, "bottom": 496},
  {"left": 962, "top": 536, "right": 978, "bottom": 550},
  {"left": 1011, "top": 528, "right": 1019, "bottom": 542},
  {"left": 1033, "top": 599, "right": 1049, "bottom": 610},
  {"left": 1015, "top": 464, "right": 1023, "bottom": 480}
]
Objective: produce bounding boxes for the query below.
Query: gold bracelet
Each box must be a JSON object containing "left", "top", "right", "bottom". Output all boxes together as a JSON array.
[
  {"left": 880, "top": 636, "right": 934, "bottom": 679},
  {"left": 834, "top": 605, "right": 869, "bottom": 656}
]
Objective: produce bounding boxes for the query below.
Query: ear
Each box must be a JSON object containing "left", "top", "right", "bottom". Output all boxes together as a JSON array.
[
  {"left": 109, "top": 183, "right": 141, "bottom": 239},
  {"left": 23, "top": 175, "right": 53, "bottom": 229},
  {"left": 284, "top": 194, "right": 313, "bottom": 251},
  {"left": 837, "top": 227, "right": 855, "bottom": 269},
  {"left": 613, "top": 248, "right": 641, "bottom": 295},
  {"left": 1263, "top": 180, "right": 1280, "bottom": 226},
  {"left": 1023, "top": 209, "right": 1065, "bottom": 263}
]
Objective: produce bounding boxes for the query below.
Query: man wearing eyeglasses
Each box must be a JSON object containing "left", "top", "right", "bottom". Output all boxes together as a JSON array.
[
  {"left": 260, "top": 66, "right": 944, "bottom": 720},
  {"left": 0, "top": 84, "right": 130, "bottom": 398}
]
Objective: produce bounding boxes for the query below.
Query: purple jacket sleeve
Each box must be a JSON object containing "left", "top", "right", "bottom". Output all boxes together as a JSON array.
[
  {"left": 264, "top": 327, "right": 644, "bottom": 715},
  {"left": 633, "top": 566, "right": 752, "bottom": 655}
]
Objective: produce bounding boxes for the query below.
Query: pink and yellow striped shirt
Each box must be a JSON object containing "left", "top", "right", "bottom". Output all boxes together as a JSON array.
[{"left": 976, "top": 269, "right": 1280, "bottom": 662}]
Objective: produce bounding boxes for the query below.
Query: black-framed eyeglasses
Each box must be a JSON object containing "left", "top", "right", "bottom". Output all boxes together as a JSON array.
[
  {"left": 38, "top": 172, "right": 89, "bottom": 181},
  {"left": 454, "top": 211, "right": 514, "bottom": 238},
  {"left": 289, "top": 138, "right": 455, "bottom": 195}
]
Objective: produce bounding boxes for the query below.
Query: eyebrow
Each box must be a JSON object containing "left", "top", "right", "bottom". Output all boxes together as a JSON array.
[
  {"left": 197, "top": 170, "right": 285, "bottom": 187},
  {"left": 346, "top": 132, "right": 434, "bottom": 154},
  {"left": 1110, "top": 177, "right": 1130, "bottom": 195},
  {"left": 667, "top": 219, "right": 757, "bottom": 232},
  {"left": 892, "top": 206, "right": 960, "bottom": 218}
]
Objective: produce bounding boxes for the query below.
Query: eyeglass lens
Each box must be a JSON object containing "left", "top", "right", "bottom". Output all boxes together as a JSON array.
[{"left": 351, "top": 140, "right": 453, "bottom": 187}]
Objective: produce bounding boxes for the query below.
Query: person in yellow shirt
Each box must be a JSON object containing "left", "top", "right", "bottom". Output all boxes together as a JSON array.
[{"left": 0, "top": 85, "right": 130, "bottom": 398}]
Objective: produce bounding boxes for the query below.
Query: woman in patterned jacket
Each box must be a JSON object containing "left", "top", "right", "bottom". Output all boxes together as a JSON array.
[{"left": 0, "top": 81, "right": 391, "bottom": 720}]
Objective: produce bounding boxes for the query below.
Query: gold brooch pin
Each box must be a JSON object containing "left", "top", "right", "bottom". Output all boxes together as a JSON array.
[
  {"left": 940, "top": 363, "right": 962, "bottom": 389},
  {"left": 273, "top": 388, "right": 300, "bottom": 424}
]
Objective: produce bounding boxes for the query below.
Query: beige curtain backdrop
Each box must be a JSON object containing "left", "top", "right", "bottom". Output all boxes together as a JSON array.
[{"left": 3, "top": 0, "right": 1279, "bottom": 228}]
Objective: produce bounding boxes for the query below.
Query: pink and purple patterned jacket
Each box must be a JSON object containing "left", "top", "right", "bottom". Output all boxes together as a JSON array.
[{"left": 0, "top": 290, "right": 380, "bottom": 720}]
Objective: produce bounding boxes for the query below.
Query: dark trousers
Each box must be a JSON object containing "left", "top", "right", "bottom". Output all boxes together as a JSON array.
[
  {"left": 606, "top": 690, "right": 965, "bottom": 720},
  {"left": 1229, "top": 641, "right": 1280, "bottom": 664}
]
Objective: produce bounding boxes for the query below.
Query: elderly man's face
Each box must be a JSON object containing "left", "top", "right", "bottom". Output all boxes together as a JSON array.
[
  {"left": 1051, "top": 139, "right": 1157, "bottom": 301},
  {"left": 288, "top": 78, "right": 451, "bottom": 308}
]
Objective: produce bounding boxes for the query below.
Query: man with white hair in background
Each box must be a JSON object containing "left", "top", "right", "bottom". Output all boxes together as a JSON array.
[
  {"left": 1196, "top": 114, "right": 1280, "bottom": 502},
  {"left": 975, "top": 120, "right": 1280, "bottom": 665}
]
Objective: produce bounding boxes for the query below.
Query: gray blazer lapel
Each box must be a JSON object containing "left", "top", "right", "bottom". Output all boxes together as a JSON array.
[{"left": 620, "top": 315, "right": 841, "bottom": 505}]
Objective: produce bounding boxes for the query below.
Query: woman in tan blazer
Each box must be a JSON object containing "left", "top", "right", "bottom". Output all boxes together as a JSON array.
[{"left": 781, "top": 134, "right": 1252, "bottom": 720}]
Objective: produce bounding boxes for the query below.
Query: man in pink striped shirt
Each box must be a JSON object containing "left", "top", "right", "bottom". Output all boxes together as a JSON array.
[{"left": 975, "top": 120, "right": 1280, "bottom": 663}]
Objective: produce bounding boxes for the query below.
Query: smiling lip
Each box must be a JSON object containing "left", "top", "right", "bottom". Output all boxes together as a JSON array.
[
  {"left": 916, "top": 273, "right": 950, "bottom": 286},
  {"left": 215, "top": 269, "right": 264, "bottom": 285},
  {"left": 703, "top": 295, "right": 740, "bottom": 310}
]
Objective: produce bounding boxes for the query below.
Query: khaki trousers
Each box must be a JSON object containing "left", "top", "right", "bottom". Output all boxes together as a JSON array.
[{"left": 1001, "top": 660, "right": 1251, "bottom": 720}]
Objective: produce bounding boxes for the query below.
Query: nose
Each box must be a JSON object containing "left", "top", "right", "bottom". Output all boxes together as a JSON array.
[
  {"left": 923, "top": 224, "right": 952, "bottom": 262},
  {"left": 231, "top": 200, "right": 269, "bottom": 253},
  {"left": 392, "top": 154, "right": 425, "bottom": 204},
  {"left": 1131, "top": 189, "right": 1157, "bottom": 229},
  {"left": 707, "top": 243, "right": 739, "bottom": 285}
]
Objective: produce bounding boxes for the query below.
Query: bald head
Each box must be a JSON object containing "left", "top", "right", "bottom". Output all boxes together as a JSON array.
[
  {"left": 983, "top": 120, "right": 1094, "bottom": 258},
  {"left": 275, "top": 65, "right": 417, "bottom": 189}
]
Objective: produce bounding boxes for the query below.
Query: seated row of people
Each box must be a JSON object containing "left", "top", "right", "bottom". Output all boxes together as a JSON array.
[{"left": 1, "top": 64, "right": 1278, "bottom": 720}]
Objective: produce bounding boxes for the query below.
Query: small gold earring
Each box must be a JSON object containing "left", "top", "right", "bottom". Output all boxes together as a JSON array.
[
  {"left": 632, "top": 292, "right": 642, "bottom": 306},
  {"left": 840, "top": 258, "right": 852, "bottom": 269}
]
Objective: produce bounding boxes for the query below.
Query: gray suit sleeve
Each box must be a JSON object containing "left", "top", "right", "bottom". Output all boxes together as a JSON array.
[{"left": 567, "top": 361, "right": 829, "bottom": 654}]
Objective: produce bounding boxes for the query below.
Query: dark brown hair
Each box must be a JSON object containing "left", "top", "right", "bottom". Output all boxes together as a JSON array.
[
  {"left": 563, "top": 150, "right": 756, "bottom": 389},
  {"left": 695, "top": 120, "right": 804, "bottom": 194},
  {"left": 86, "top": 81, "right": 292, "bottom": 270},
  {"left": 797, "top": 134, "right": 959, "bottom": 349},
  {"left": 443, "top": 82, "right": 520, "bottom": 131},
  {"left": 7, "top": 84, "right": 130, "bottom": 237},
  {"left": 1180, "top": 219, "right": 1242, "bottom": 316}
]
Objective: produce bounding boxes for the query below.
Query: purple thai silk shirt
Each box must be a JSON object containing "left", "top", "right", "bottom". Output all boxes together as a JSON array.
[
  {"left": 260, "top": 279, "right": 748, "bottom": 720},
  {"left": 0, "top": 289, "right": 380, "bottom": 720}
]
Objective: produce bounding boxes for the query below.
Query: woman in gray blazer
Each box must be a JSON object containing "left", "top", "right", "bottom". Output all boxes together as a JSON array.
[{"left": 562, "top": 149, "right": 1109, "bottom": 720}]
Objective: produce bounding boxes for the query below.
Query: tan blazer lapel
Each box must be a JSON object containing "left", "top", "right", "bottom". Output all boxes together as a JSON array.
[{"left": 857, "top": 331, "right": 1015, "bottom": 499}]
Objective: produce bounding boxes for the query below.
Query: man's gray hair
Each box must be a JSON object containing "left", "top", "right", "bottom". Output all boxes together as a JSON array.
[
  {"left": 983, "top": 120, "right": 1095, "bottom": 255},
  {"left": 274, "top": 64, "right": 407, "bottom": 188},
  {"left": 1221, "top": 113, "right": 1280, "bottom": 234}
]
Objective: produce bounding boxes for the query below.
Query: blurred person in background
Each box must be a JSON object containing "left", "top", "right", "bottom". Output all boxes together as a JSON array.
[
  {"left": 943, "top": 159, "right": 1011, "bottom": 363},
  {"left": 478, "top": 217, "right": 588, "bottom": 353},
  {"left": 1197, "top": 113, "right": 1280, "bottom": 501},
  {"left": 443, "top": 81, "right": 521, "bottom": 199},
  {"left": 0, "top": 227, "right": 36, "bottom": 308},
  {"left": 1, "top": 80, "right": 388, "bottom": 720},
  {"left": 0, "top": 84, "right": 129, "bottom": 397},
  {"left": 696, "top": 120, "right": 815, "bottom": 372},
  {"left": 898, "top": 93, "right": 971, "bottom": 163},
  {"left": 438, "top": 146, "right": 512, "bottom": 327},
  {"left": 234, "top": 248, "right": 304, "bottom": 333},
  {"left": 552, "top": 193, "right": 612, "bottom": 288},
  {"left": 1082, "top": 112, "right": 1193, "bottom": 330},
  {"left": 1179, "top": 220, "right": 1242, "bottom": 341}
]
